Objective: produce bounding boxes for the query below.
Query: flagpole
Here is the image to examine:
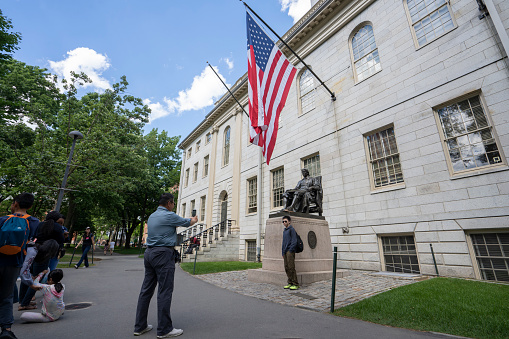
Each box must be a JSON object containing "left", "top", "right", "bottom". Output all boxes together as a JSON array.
[
  {"left": 242, "top": 1, "right": 336, "bottom": 101},
  {"left": 207, "top": 62, "right": 249, "bottom": 117}
]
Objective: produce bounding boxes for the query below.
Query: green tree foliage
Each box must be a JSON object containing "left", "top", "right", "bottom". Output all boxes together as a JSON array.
[{"left": 0, "top": 10, "right": 21, "bottom": 61}]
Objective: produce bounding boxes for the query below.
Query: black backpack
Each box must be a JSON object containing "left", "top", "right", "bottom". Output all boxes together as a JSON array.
[{"left": 295, "top": 232, "right": 304, "bottom": 253}]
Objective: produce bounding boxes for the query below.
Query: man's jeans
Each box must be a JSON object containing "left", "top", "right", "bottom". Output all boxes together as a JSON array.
[
  {"left": 0, "top": 266, "right": 20, "bottom": 330},
  {"left": 76, "top": 245, "right": 91, "bottom": 268},
  {"left": 135, "top": 247, "right": 176, "bottom": 336},
  {"left": 284, "top": 251, "right": 299, "bottom": 286}
]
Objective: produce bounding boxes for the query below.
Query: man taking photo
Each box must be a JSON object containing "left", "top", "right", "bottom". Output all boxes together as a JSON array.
[{"left": 134, "top": 193, "right": 197, "bottom": 338}]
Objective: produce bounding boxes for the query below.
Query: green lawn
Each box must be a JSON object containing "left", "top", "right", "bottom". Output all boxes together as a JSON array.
[
  {"left": 180, "top": 261, "right": 262, "bottom": 275},
  {"left": 333, "top": 277, "right": 509, "bottom": 339},
  {"left": 55, "top": 253, "right": 100, "bottom": 268}
]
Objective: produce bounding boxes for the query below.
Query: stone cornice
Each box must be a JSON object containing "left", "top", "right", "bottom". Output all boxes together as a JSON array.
[{"left": 179, "top": 0, "right": 372, "bottom": 149}]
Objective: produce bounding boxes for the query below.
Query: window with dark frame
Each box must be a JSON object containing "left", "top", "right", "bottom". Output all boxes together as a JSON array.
[
  {"left": 381, "top": 235, "right": 420, "bottom": 274},
  {"left": 246, "top": 240, "right": 257, "bottom": 261},
  {"left": 471, "top": 233, "right": 509, "bottom": 282}
]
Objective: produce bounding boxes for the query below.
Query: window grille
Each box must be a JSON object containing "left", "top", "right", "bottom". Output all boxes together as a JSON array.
[
  {"left": 248, "top": 177, "right": 257, "bottom": 214},
  {"left": 200, "top": 196, "right": 206, "bottom": 222},
  {"left": 203, "top": 155, "right": 209, "bottom": 177},
  {"left": 302, "top": 154, "right": 321, "bottom": 177},
  {"left": 272, "top": 168, "right": 285, "bottom": 208},
  {"left": 223, "top": 127, "right": 231, "bottom": 166},
  {"left": 351, "top": 25, "right": 381, "bottom": 82},
  {"left": 193, "top": 163, "right": 198, "bottom": 183},
  {"left": 406, "top": 0, "right": 454, "bottom": 47},
  {"left": 247, "top": 240, "right": 257, "bottom": 261},
  {"left": 437, "top": 95, "right": 503, "bottom": 173},
  {"left": 366, "top": 127, "right": 404, "bottom": 188},
  {"left": 299, "top": 69, "right": 315, "bottom": 115},
  {"left": 382, "top": 236, "right": 420, "bottom": 274},
  {"left": 185, "top": 168, "right": 190, "bottom": 187},
  {"left": 471, "top": 233, "right": 509, "bottom": 282}
]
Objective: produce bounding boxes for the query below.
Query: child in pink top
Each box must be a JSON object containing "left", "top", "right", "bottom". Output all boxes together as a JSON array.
[{"left": 20, "top": 269, "right": 65, "bottom": 323}]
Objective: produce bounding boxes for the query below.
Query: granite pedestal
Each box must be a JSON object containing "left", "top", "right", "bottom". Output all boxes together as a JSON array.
[{"left": 248, "top": 212, "right": 348, "bottom": 285}]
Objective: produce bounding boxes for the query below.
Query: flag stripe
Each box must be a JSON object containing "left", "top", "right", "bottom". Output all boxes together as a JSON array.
[{"left": 246, "top": 11, "right": 296, "bottom": 164}]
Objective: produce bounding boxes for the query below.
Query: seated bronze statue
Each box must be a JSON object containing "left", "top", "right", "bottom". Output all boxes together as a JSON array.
[{"left": 282, "top": 168, "right": 323, "bottom": 216}]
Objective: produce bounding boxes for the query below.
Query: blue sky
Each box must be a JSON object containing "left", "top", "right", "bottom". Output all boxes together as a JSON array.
[{"left": 3, "top": 0, "right": 312, "bottom": 140}]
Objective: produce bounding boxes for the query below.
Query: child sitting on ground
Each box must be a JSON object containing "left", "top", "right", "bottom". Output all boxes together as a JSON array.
[{"left": 20, "top": 269, "right": 65, "bottom": 323}]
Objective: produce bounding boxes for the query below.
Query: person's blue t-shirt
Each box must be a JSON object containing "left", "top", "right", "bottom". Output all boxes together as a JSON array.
[{"left": 0, "top": 213, "right": 39, "bottom": 267}]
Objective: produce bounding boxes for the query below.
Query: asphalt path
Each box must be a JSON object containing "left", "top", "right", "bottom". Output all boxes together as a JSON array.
[{"left": 11, "top": 252, "right": 449, "bottom": 339}]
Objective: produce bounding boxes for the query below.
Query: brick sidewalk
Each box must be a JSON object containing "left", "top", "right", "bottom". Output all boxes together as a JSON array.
[{"left": 195, "top": 269, "right": 425, "bottom": 312}]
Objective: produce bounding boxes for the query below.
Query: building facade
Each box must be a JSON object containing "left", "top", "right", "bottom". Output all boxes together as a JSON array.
[{"left": 177, "top": 0, "right": 509, "bottom": 281}]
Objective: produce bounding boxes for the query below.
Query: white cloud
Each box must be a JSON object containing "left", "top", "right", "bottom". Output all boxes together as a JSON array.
[
  {"left": 280, "top": 0, "right": 312, "bottom": 23},
  {"left": 48, "top": 47, "right": 111, "bottom": 91},
  {"left": 145, "top": 65, "right": 228, "bottom": 122},
  {"left": 224, "top": 57, "right": 234, "bottom": 70}
]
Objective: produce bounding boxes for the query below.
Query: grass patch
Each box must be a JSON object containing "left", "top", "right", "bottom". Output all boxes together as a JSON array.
[
  {"left": 180, "top": 261, "right": 262, "bottom": 275},
  {"left": 114, "top": 247, "right": 145, "bottom": 255},
  {"left": 333, "top": 277, "right": 509, "bottom": 339},
  {"left": 55, "top": 253, "right": 101, "bottom": 268}
]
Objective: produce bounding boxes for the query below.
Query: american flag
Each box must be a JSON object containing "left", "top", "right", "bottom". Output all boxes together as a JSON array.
[{"left": 246, "top": 12, "right": 296, "bottom": 165}]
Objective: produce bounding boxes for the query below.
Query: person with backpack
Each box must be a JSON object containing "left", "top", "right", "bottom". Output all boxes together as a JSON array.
[
  {"left": 281, "top": 215, "right": 299, "bottom": 290},
  {"left": 0, "top": 193, "right": 39, "bottom": 339}
]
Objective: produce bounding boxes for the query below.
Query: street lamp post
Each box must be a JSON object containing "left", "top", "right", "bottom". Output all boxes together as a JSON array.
[{"left": 55, "top": 130, "right": 83, "bottom": 212}]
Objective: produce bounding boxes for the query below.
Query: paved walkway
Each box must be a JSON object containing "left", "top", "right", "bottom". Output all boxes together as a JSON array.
[
  {"left": 196, "top": 269, "right": 422, "bottom": 312},
  {"left": 11, "top": 253, "right": 446, "bottom": 339}
]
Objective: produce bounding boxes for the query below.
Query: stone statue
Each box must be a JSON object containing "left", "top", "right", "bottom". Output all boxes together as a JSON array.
[{"left": 282, "top": 168, "right": 323, "bottom": 215}]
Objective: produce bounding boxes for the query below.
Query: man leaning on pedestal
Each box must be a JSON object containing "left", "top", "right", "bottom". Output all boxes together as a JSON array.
[
  {"left": 134, "top": 193, "right": 197, "bottom": 338},
  {"left": 282, "top": 215, "right": 299, "bottom": 290}
]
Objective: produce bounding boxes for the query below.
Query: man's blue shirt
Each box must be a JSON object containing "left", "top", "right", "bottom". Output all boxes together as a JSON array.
[
  {"left": 0, "top": 213, "right": 39, "bottom": 267},
  {"left": 146, "top": 206, "right": 190, "bottom": 247}
]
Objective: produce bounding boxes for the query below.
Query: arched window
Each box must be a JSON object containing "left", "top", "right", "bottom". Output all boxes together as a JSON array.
[
  {"left": 351, "top": 24, "right": 382, "bottom": 82},
  {"left": 405, "top": 0, "right": 455, "bottom": 47},
  {"left": 299, "top": 68, "right": 315, "bottom": 115},
  {"left": 223, "top": 126, "right": 230, "bottom": 166}
]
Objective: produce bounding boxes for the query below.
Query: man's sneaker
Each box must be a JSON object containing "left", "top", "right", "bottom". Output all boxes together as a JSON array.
[
  {"left": 283, "top": 284, "right": 292, "bottom": 289},
  {"left": 134, "top": 325, "right": 153, "bottom": 336},
  {"left": 289, "top": 285, "right": 300, "bottom": 290},
  {"left": 0, "top": 329, "right": 18, "bottom": 339},
  {"left": 157, "top": 328, "right": 183, "bottom": 338},
  {"left": 74, "top": 265, "right": 78, "bottom": 269}
]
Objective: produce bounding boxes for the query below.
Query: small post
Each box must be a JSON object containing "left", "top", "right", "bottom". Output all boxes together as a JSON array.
[
  {"left": 330, "top": 246, "right": 338, "bottom": 313},
  {"left": 193, "top": 247, "right": 198, "bottom": 275},
  {"left": 430, "top": 244, "right": 439, "bottom": 277}
]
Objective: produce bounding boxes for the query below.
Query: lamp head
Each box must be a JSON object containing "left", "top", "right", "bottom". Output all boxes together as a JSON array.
[{"left": 69, "top": 131, "right": 84, "bottom": 139}]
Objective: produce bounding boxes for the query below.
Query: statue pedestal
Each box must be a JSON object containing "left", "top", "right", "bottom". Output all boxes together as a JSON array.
[{"left": 248, "top": 213, "right": 349, "bottom": 285}]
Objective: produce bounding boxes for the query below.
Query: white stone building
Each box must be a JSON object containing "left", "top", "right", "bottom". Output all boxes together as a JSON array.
[{"left": 177, "top": 0, "right": 509, "bottom": 281}]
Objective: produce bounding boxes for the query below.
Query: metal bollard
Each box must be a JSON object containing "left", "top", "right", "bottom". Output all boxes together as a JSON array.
[
  {"left": 330, "top": 246, "right": 338, "bottom": 313},
  {"left": 193, "top": 247, "right": 198, "bottom": 275},
  {"left": 430, "top": 244, "right": 439, "bottom": 277}
]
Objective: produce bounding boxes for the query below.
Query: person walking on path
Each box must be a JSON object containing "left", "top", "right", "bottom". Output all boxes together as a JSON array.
[
  {"left": 134, "top": 193, "right": 197, "bottom": 338},
  {"left": 0, "top": 193, "right": 39, "bottom": 339},
  {"left": 109, "top": 240, "right": 115, "bottom": 255},
  {"left": 282, "top": 215, "right": 299, "bottom": 290},
  {"left": 74, "top": 227, "right": 94, "bottom": 269},
  {"left": 103, "top": 240, "right": 109, "bottom": 255}
]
